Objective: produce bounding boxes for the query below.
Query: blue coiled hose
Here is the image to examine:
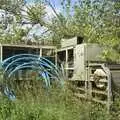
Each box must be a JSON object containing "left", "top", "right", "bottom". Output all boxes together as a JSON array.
[{"left": 0, "top": 54, "right": 64, "bottom": 100}]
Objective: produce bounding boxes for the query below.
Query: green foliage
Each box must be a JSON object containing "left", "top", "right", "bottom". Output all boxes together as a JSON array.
[
  {"left": 0, "top": 0, "right": 47, "bottom": 44},
  {"left": 0, "top": 85, "right": 119, "bottom": 120},
  {"left": 26, "top": 3, "right": 46, "bottom": 26},
  {"left": 0, "top": 24, "right": 28, "bottom": 44},
  {"left": 0, "top": 0, "right": 24, "bottom": 18},
  {"left": 47, "top": 0, "right": 120, "bottom": 62},
  {"left": 0, "top": 0, "right": 26, "bottom": 44}
]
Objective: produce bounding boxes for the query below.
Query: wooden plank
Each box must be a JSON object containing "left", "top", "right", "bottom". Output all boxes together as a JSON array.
[
  {"left": 88, "top": 63, "right": 104, "bottom": 67},
  {"left": 40, "top": 48, "right": 42, "bottom": 57},
  {"left": 75, "top": 93, "right": 107, "bottom": 105},
  {"left": 74, "top": 93, "right": 86, "bottom": 99},
  {"left": 57, "top": 46, "right": 74, "bottom": 52},
  {"left": 101, "top": 64, "right": 112, "bottom": 111},
  {"left": 91, "top": 90, "right": 107, "bottom": 95},
  {"left": 76, "top": 87, "right": 85, "bottom": 91},
  {"left": 64, "top": 67, "right": 74, "bottom": 70},
  {"left": 1, "top": 43, "right": 56, "bottom": 49},
  {"left": 65, "top": 49, "right": 68, "bottom": 78},
  {"left": 69, "top": 79, "right": 86, "bottom": 81},
  {"left": 0, "top": 45, "right": 3, "bottom": 62},
  {"left": 92, "top": 98, "right": 107, "bottom": 105}
]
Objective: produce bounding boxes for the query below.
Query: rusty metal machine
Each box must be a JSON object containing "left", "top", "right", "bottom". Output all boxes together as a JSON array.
[
  {"left": 0, "top": 38, "right": 120, "bottom": 110},
  {"left": 57, "top": 37, "right": 120, "bottom": 110}
]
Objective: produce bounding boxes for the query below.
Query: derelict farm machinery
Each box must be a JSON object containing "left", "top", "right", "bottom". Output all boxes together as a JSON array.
[
  {"left": 0, "top": 37, "right": 120, "bottom": 110},
  {"left": 57, "top": 37, "right": 120, "bottom": 110}
]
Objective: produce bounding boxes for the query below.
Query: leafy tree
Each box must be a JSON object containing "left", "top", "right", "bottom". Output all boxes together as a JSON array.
[
  {"left": 0, "top": 0, "right": 47, "bottom": 44},
  {"left": 47, "top": 0, "right": 120, "bottom": 62},
  {"left": 0, "top": 0, "right": 25, "bottom": 21},
  {"left": 25, "top": 2, "right": 46, "bottom": 26}
]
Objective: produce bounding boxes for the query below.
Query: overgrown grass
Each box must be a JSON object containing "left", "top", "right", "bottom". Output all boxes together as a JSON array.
[{"left": 0, "top": 82, "right": 119, "bottom": 120}]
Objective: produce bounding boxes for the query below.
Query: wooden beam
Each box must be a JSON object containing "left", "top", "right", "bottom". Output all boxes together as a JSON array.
[
  {"left": 0, "top": 45, "right": 3, "bottom": 62},
  {"left": 1, "top": 43, "right": 56, "bottom": 49},
  {"left": 40, "top": 48, "right": 42, "bottom": 57}
]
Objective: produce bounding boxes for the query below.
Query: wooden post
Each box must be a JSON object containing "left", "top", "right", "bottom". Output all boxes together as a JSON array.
[
  {"left": 102, "top": 64, "right": 112, "bottom": 112},
  {"left": 40, "top": 48, "right": 42, "bottom": 57},
  {"left": 85, "top": 67, "right": 88, "bottom": 97},
  {"left": 66, "top": 49, "right": 68, "bottom": 78},
  {"left": 55, "top": 49, "right": 57, "bottom": 66},
  {"left": 87, "top": 66, "right": 92, "bottom": 99},
  {"left": 107, "top": 68, "right": 112, "bottom": 112},
  {"left": 0, "top": 45, "right": 3, "bottom": 62}
]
